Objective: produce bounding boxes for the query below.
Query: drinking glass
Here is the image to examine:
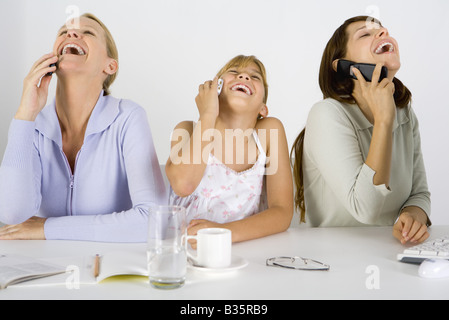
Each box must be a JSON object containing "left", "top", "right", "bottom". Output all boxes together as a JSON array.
[{"left": 147, "top": 206, "right": 186, "bottom": 289}]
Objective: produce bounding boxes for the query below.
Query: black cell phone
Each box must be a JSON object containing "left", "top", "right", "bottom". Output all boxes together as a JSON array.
[
  {"left": 337, "top": 59, "right": 387, "bottom": 82},
  {"left": 46, "top": 63, "right": 57, "bottom": 76}
]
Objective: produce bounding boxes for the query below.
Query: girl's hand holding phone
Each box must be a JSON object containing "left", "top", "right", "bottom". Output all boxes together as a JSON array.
[
  {"left": 195, "top": 76, "right": 220, "bottom": 120},
  {"left": 15, "top": 53, "right": 58, "bottom": 121}
]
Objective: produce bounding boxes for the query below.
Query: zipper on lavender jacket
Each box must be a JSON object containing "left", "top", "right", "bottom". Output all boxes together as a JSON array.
[
  {"left": 61, "top": 148, "right": 81, "bottom": 217},
  {"left": 60, "top": 149, "right": 74, "bottom": 216},
  {"left": 69, "top": 175, "right": 74, "bottom": 216}
]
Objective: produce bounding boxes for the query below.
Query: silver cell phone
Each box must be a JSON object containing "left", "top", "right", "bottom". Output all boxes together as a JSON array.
[{"left": 217, "top": 78, "right": 223, "bottom": 95}]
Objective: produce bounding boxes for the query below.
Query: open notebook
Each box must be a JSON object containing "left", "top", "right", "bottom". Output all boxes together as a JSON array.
[
  {"left": 0, "top": 254, "right": 67, "bottom": 289},
  {"left": 1, "top": 250, "right": 148, "bottom": 289}
]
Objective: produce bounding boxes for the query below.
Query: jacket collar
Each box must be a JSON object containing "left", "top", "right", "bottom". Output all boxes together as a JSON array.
[
  {"left": 341, "top": 101, "right": 409, "bottom": 132},
  {"left": 35, "top": 91, "right": 120, "bottom": 147}
]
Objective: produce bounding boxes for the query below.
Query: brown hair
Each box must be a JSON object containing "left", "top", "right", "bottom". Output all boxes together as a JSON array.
[
  {"left": 291, "top": 128, "right": 306, "bottom": 223},
  {"left": 291, "top": 16, "right": 412, "bottom": 223},
  {"left": 81, "top": 13, "right": 119, "bottom": 96},
  {"left": 216, "top": 55, "right": 269, "bottom": 104},
  {"left": 318, "top": 16, "right": 411, "bottom": 107}
]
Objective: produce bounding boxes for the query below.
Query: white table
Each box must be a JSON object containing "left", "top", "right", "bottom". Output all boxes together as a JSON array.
[{"left": 1, "top": 226, "right": 448, "bottom": 300}]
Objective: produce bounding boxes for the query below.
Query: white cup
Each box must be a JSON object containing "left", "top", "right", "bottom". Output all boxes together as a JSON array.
[{"left": 186, "top": 228, "right": 232, "bottom": 268}]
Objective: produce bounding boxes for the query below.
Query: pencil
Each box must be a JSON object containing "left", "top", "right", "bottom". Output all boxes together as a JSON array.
[{"left": 94, "top": 254, "right": 100, "bottom": 278}]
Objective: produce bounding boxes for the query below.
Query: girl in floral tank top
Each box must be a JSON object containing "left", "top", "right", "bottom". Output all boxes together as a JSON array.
[
  {"left": 166, "top": 55, "right": 293, "bottom": 245},
  {"left": 170, "top": 130, "right": 267, "bottom": 224}
]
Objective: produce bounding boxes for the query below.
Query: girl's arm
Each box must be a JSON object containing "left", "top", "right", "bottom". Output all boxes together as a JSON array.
[
  {"left": 188, "top": 117, "right": 293, "bottom": 244},
  {"left": 166, "top": 77, "right": 220, "bottom": 197}
]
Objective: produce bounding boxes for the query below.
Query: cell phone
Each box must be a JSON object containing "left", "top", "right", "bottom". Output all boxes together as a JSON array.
[
  {"left": 217, "top": 78, "right": 223, "bottom": 95},
  {"left": 337, "top": 59, "right": 387, "bottom": 82},
  {"left": 46, "top": 63, "right": 57, "bottom": 76}
]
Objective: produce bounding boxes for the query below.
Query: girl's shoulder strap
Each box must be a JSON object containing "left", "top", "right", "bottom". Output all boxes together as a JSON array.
[{"left": 252, "top": 129, "right": 266, "bottom": 155}]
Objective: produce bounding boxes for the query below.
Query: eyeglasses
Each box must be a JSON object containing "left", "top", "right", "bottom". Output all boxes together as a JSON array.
[{"left": 266, "top": 256, "right": 330, "bottom": 271}]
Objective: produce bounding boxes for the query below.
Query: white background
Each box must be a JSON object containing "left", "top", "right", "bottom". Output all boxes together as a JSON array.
[{"left": 1, "top": 0, "right": 448, "bottom": 225}]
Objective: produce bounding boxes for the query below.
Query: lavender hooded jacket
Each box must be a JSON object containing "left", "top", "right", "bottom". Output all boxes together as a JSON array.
[{"left": 0, "top": 91, "right": 167, "bottom": 242}]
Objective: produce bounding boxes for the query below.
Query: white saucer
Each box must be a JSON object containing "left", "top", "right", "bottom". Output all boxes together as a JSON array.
[{"left": 188, "top": 255, "right": 248, "bottom": 272}]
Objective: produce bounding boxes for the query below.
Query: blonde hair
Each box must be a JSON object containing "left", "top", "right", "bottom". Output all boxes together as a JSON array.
[
  {"left": 81, "top": 13, "right": 119, "bottom": 96},
  {"left": 216, "top": 55, "right": 268, "bottom": 104}
]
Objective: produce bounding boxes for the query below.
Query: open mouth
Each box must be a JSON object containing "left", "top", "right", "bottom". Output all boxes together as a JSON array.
[
  {"left": 60, "top": 43, "right": 86, "bottom": 56},
  {"left": 374, "top": 41, "right": 394, "bottom": 54},
  {"left": 230, "top": 84, "right": 253, "bottom": 95}
]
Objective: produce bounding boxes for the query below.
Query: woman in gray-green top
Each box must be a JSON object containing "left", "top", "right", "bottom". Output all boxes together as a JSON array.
[{"left": 291, "top": 16, "right": 430, "bottom": 245}]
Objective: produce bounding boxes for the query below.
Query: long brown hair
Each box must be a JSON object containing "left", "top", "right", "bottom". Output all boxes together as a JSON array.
[{"left": 291, "top": 16, "right": 412, "bottom": 223}]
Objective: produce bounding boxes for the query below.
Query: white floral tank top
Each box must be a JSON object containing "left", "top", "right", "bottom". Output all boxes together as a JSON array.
[{"left": 170, "top": 130, "right": 267, "bottom": 224}]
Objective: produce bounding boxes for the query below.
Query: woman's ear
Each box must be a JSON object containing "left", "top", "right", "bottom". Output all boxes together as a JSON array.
[
  {"left": 332, "top": 59, "right": 339, "bottom": 72},
  {"left": 104, "top": 58, "right": 118, "bottom": 75},
  {"left": 259, "top": 105, "right": 268, "bottom": 118}
]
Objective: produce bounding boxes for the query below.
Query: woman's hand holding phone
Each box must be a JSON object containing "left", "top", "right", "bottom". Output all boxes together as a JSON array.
[
  {"left": 352, "top": 63, "right": 396, "bottom": 127},
  {"left": 15, "top": 53, "right": 58, "bottom": 121},
  {"left": 354, "top": 63, "right": 396, "bottom": 188}
]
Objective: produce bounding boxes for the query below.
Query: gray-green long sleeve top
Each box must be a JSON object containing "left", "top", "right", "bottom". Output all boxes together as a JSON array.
[{"left": 303, "top": 98, "right": 431, "bottom": 227}]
